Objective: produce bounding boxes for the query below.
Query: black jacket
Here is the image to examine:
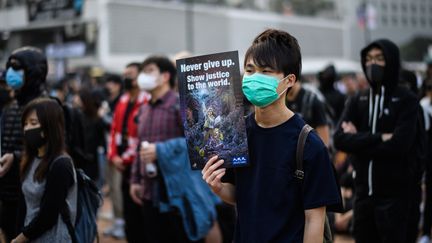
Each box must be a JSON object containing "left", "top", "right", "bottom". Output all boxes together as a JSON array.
[
  {"left": 0, "top": 101, "right": 24, "bottom": 201},
  {"left": 334, "top": 39, "right": 419, "bottom": 198},
  {"left": 0, "top": 48, "right": 47, "bottom": 201},
  {"left": 80, "top": 115, "right": 105, "bottom": 181}
]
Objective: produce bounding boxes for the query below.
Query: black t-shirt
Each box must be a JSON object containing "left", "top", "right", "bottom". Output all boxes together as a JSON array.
[
  {"left": 224, "top": 113, "right": 342, "bottom": 243},
  {"left": 286, "top": 88, "right": 328, "bottom": 128}
]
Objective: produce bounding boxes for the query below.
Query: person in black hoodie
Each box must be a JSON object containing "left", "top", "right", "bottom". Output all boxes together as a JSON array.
[
  {"left": 0, "top": 46, "right": 47, "bottom": 242},
  {"left": 318, "top": 64, "right": 346, "bottom": 125},
  {"left": 76, "top": 87, "right": 106, "bottom": 181},
  {"left": 334, "top": 39, "right": 421, "bottom": 243}
]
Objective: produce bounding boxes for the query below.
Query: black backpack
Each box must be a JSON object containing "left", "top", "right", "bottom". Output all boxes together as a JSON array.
[
  {"left": 297, "top": 88, "right": 337, "bottom": 159},
  {"left": 300, "top": 88, "right": 335, "bottom": 128},
  {"left": 294, "top": 124, "right": 334, "bottom": 243},
  {"left": 60, "top": 166, "right": 102, "bottom": 243}
]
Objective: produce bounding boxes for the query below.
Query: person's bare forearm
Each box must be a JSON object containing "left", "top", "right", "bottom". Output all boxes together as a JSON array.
[
  {"left": 315, "top": 125, "right": 330, "bottom": 147},
  {"left": 216, "top": 183, "right": 236, "bottom": 205},
  {"left": 335, "top": 210, "right": 353, "bottom": 231},
  {"left": 303, "top": 207, "right": 325, "bottom": 243},
  {"left": 303, "top": 220, "right": 324, "bottom": 243}
]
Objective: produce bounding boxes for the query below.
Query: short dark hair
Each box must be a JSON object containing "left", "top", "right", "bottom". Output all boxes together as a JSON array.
[
  {"left": 126, "top": 62, "right": 142, "bottom": 73},
  {"left": 21, "top": 98, "right": 65, "bottom": 182},
  {"left": 105, "top": 74, "right": 122, "bottom": 85},
  {"left": 142, "top": 56, "right": 177, "bottom": 88},
  {"left": 244, "top": 29, "right": 302, "bottom": 80}
]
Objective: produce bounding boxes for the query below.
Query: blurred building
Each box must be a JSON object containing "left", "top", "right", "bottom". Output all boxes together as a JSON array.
[
  {"left": 0, "top": 0, "right": 430, "bottom": 78},
  {"left": 332, "top": 0, "right": 432, "bottom": 62}
]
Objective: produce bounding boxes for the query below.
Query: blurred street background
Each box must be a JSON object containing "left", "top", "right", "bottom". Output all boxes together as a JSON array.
[{"left": 0, "top": 0, "right": 430, "bottom": 77}]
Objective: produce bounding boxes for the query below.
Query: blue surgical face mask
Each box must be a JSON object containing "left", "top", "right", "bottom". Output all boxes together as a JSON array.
[
  {"left": 50, "top": 90, "right": 58, "bottom": 98},
  {"left": 6, "top": 67, "right": 24, "bottom": 90},
  {"left": 242, "top": 73, "right": 289, "bottom": 107}
]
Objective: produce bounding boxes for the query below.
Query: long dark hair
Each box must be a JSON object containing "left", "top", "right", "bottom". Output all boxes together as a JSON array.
[
  {"left": 79, "top": 87, "right": 100, "bottom": 119},
  {"left": 20, "top": 98, "right": 66, "bottom": 182}
]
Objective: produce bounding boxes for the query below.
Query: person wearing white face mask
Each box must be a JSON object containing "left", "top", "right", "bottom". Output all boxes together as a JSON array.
[
  {"left": 131, "top": 56, "right": 217, "bottom": 243},
  {"left": 137, "top": 71, "right": 159, "bottom": 92}
]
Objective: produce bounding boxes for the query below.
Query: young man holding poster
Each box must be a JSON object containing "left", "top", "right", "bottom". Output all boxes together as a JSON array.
[{"left": 202, "top": 29, "right": 342, "bottom": 242}]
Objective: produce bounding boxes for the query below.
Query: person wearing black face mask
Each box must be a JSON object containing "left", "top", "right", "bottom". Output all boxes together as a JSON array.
[
  {"left": 334, "top": 39, "right": 423, "bottom": 243},
  {"left": 317, "top": 64, "right": 346, "bottom": 125},
  {"left": 123, "top": 77, "right": 134, "bottom": 91},
  {"left": 105, "top": 62, "right": 150, "bottom": 242},
  {"left": 23, "top": 127, "right": 46, "bottom": 150},
  {"left": 12, "top": 98, "right": 77, "bottom": 243}
]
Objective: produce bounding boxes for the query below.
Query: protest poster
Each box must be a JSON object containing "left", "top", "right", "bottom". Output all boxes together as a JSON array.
[{"left": 177, "top": 51, "right": 249, "bottom": 170}]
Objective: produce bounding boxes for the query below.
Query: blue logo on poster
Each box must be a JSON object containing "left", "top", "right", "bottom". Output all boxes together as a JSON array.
[{"left": 232, "top": 156, "right": 247, "bottom": 165}]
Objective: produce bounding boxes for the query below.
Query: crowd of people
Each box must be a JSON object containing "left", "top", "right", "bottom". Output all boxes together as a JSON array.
[{"left": 0, "top": 28, "right": 430, "bottom": 243}]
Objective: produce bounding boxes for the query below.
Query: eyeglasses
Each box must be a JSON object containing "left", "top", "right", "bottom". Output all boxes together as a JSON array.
[{"left": 365, "top": 55, "right": 385, "bottom": 64}]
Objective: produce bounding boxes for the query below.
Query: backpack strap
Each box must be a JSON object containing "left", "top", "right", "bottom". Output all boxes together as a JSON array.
[
  {"left": 294, "top": 124, "right": 313, "bottom": 179},
  {"left": 49, "top": 155, "right": 78, "bottom": 243},
  {"left": 295, "top": 124, "right": 334, "bottom": 243},
  {"left": 48, "top": 155, "right": 70, "bottom": 169},
  {"left": 300, "top": 90, "right": 315, "bottom": 124},
  {"left": 61, "top": 207, "right": 78, "bottom": 243}
]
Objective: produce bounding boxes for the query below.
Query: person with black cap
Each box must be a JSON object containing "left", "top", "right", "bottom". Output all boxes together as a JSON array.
[
  {"left": 334, "top": 39, "right": 422, "bottom": 243},
  {"left": 0, "top": 46, "right": 48, "bottom": 242}
]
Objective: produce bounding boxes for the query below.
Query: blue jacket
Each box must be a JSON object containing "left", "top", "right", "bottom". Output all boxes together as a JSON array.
[{"left": 156, "top": 137, "right": 218, "bottom": 241}]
